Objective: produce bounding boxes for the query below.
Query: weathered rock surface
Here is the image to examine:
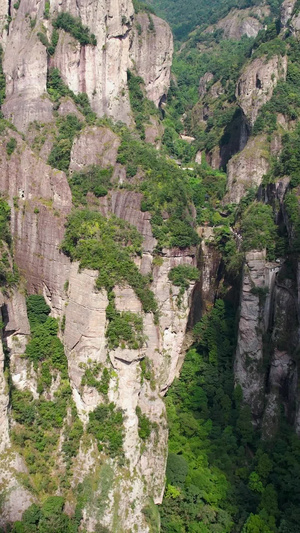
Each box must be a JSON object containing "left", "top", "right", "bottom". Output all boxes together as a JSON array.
[
  {"left": 281, "top": 0, "right": 296, "bottom": 27},
  {"left": 225, "top": 134, "right": 270, "bottom": 204},
  {"left": 70, "top": 125, "right": 120, "bottom": 172},
  {"left": 198, "top": 72, "right": 214, "bottom": 97},
  {"left": 130, "top": 12, "right": 173, "bottom": 106},
  {"left": 0, "top": 119, "right": 197, "bottom": 530},
  {"left": 2, "top": 0, "right": 53, "bottom": 131},
  {"left": 1, "top": 0, "right": 173, "bottom": 131},
  {"left": 206, "top": 6, "right": 269, "bottom": 40},
  {"left": 236, "top": 55, "right": 287, "bottom": 126},
  {"left": 234, "top": 250, "right": 279, "bottom": 422}
]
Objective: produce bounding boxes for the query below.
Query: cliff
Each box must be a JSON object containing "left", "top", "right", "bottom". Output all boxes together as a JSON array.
[
  {"left": 1, "top": 0, "right": 173, "bottom": 132},
  {"left": 0, "top": 119, "right": 197, "bottom": 530}
]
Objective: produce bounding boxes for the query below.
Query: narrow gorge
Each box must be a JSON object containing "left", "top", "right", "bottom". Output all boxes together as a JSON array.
[{"left": 0, "top": 0, "right": 299, "bottom": 531}]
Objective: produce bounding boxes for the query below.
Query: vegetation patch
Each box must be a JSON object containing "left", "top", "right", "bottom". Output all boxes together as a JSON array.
[
  {"left": 47, "top": 68, "right": 96, "bottom": 123},
  {"left": 53, "top": 12, "right": 97, "bottom": 46},
  {"left": 61, "top": 209, "right": 157, "bottom": 314},
  {"left": 68, "top": 165, "right": 113, "bottom": 205},
  {"left": 0, "top": 45, "right": 5, "bottom": 108},
  {"left": 0, "top": 198, "right": 19, "bottom": 288},
  {"left": 88, "top": 402, "right": 124, "bottom": 456},
  {"left": 6, "top": 137, "right": 17, "bottom": 155},
  {"left": 10, "top": 295, "right": 75, "bottom": 492},
  {"left": 168, "top": 264, "right": 199, "bottom": 305},
  {"left": 48, "top": 113, "right": 83, "bottom": 172},
  {"left": 81, "top": 362, "right": 111, "bottom": 395},
  {"left": 127, "top": 70, "right": 158, "bottom": 139},
  {"left": 240, "top": 202, "right": 277, "bottom": 260},
  {"left": 136, "top": 405, "right": 152, "bottom": 440},
  {"left": 61, "top": 209, "right": 157, "bottom": 346},
  {"left": 117, "top": 133, "right": 200, "bottom": 249}
]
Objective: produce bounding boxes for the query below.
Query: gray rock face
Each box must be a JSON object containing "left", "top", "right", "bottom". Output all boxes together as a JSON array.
[
  {"left": 205, "top": 6, "right": 270, "bottom": 40},
  {"left": 234, "top": 250, "right": 276, "bottom": 421},
  {"left": 236, "top": 55, "right": 287, "bottom": 126},
  {"left": 1, "top": 0, "right": 173, "bottom": 132},
  {"left": 0, "top": 121, "right": 197, "bottom": 530},
  {"left": 2, "top": 0, "right": 53, "bottom": 131},
  {"left": 225, "top": 134, "right": 270, "bottom": 204},
  {"left": 235, "top": 180, "right": 300, "bottom": 436},
  {"left": 130, "top": 12, "right": 173, "bottom": 105},
  {"left": 281, "top": 0, "right": 297, "bottom": 27}
]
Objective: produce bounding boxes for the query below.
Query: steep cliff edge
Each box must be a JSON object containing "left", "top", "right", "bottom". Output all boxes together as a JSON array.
[
  {"left": 0, "top": 115, "right": 199, "bottom": 531},
  {"left": 1, "top": 0, "right": 173, "bottom": 132}
]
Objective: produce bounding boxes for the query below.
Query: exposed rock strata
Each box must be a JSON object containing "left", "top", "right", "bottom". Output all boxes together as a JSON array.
[
  {"left": 205, "top": 6, "right": 269, "bottom": 40},
  {"left": 1, "top": 0, "right": 173, "bottom": 132},
  {"left": 235, "top": 180, "right": 300, "bottom": 436},
  {"left": 0, "top": 122, "right": 196, "bottom": 530},
  {"left": 130, "top": 12, "right": 173, "bottom": 105},
  {"left": 225, "top": 134, "right": 270, "bottom": 204},
  {"left": 236, "top": 55, "right": 287, "bottom": 126},
  {"left": 281, "top": 0, "right": 297, "bottom": 27}
]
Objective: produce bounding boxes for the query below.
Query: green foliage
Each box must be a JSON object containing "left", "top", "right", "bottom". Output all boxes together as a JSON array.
[
  {"left": 25, "top": 296, "right": 68, "bottom": 380},
  {"left": 62, "top": 405, "right": 83, "bottom": 469},
  {"left": 106, "top": 308, "right": 145, "bottom": 350},
  {"left": 161, "top": 300, "right": 237, "bottom": 531},
  {"left": 0, "top": 199, "right": 11, "bottom": 247},
  {"left": 127, "top": 70, "right": 158, "bottom": 139},
  {"left": 133, "top": 0, "right": 156, "bottom": 14},
  {"left": 136, "top": 406, "right": 152, "bottom": 440},
  {"left": 68, "top": 165, "right": 113, "bottom": 205},
  {"left": 168, "top": 265, "right": 199, "bottom": 288},
  {"left": 213, "top": 225, "right": 244, "bottom": 277},
  {"left": 273, "top": 122, "right": 300, "bottom": 186},
  {"left": 88, "top": 402, "right": 124, "bottom": 456},
  {"left": 61, "top": 209, "right": 157, "bottom": 315},
  {"left": 0, "top": 198, "right": 19, "bottom": 288},
  {"left": 284, "top": 189, "right": 300, "bottom": 252},
  {"left": 53, "top": 12, "right": 97, "bottom": 46},
  {"left": 10, "top": 296, "right": 74, "bottom": 490},
  {"left": 163, "top": 37, "right": 253, "bottom": 155},
  {"left": 117, "top": 132, "right": 200, "bottom": 248},
  {"left": 142, "top": 499, "right": 161, "bottom": 533},
  {"left": 6, "top": 137, "right": 17, "bottom": 155},
  {"left": 81, "top": 362, "right": 111, "bottom": 395},
  {"left": 0, "top": 46, "right": 5, "bottom": 107},
  {"left": 48, "top": 114, "right": 82, "bottom": 172},
  {"left": 44, "top": 1, "right": 50, "bottom": 19},
  {"left": 143, "top": 0, "right": 276, "bottom": 40},
  {"left": 47, "top": 68, "right": 96, "bottom": 123},
  {"left": 26, "top": 294, "right": 51, "bottom": 328},
  {"left": 168, "top": 264, "right": 199, "bottom": 305},
  {"left": 240, "top": 202, "right": 277, "bottom": 259},
  {"left": 253, "top": 37, "right": 300, "bottom": 135},
  {"left": 12, "top": 497, "right": 78, "bottom": 532}
]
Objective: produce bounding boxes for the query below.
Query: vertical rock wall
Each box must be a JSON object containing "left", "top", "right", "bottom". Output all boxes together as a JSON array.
[{"left": 0, "top": 0, "right": 173, "bottom": 132}]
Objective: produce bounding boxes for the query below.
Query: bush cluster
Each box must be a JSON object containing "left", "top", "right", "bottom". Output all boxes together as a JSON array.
[
  {"left": 87, "top": 402, "right": 124, "bottom": 456},
  {"left": 53, "top": 12, "right": 97, "bottom": 46},
  {"left": 69, "top": 165, "right": 113, "bottom": 205},
  {"left": 48, "top": 113, "right": 82, "bottom": 172}
]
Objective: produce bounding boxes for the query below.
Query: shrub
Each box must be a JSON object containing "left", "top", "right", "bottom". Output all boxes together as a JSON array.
[
  {"left": 6, "top": 137, "right": 17, "bottom": 155},
  {"left": 69, "top": 165, "right": 113, "bottom": 205},
  {"left": 106, "top": 310, "right": 145, "bottom": 350},
  {"left": 240, "top": 202, "right": 277, "bottom": 259},
  {"left": 136, "top": 406, "right": 152, "bottom": 440},
  {"left": 53, "top": 12, "right": 97, "bottom": 46},
  {"left": 61, "top": 209, "right": 157, "bottom": 315},
  {"left": 117, "top": 132, "right": 200, "bottom": 249},
  {"left": 48, "top": 114, "right": 82, "bottom": 172},
  {"left": 88, "top": 402, "right": 124, "bottom": 456}
]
